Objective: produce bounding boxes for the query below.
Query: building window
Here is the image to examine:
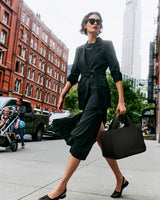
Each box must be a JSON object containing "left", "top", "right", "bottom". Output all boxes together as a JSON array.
[
  {"left": 36, "top": 26, "right": 39, "bottom": 35},
  {"left": 45, "top": 34, "right": 48, "bottom": 43},
  {"left": 52, "top": 94, "right": 54, "bottom": 104},
  {"left": 44, "top": 91, "right": 47, "bottom": 102},
  {"left": 59, "top": 48, "right": 62, "bottom": 56},
  {"left": 56, "top": 84, "right": 58, "bottom": 92},
  {"left": 53, "top": 41, "right": 55, "bottom": 49},
  {"left": 27, "top": 68, "right": 31, "bottom": 79},
  {"left": 50, "top": 39, "right": 52, "bottom": 47},
  {"left": 14, "top": 79, "right": 21, "bottom": 93},
  {"left": 47, "top": 65, "right": 50, "bottom": 74},
  {"left": 33, "top": 55, "right": 36, "bottom": 65},
  {"left": 39, "top": 89, "right": 42, "bottom": 100},
  {"left": 34, "top": 42, "right": 37, "bottom": 50},
  {"left": 22, "top": 11, "right": 25, "bottom": 22},
  {"left": 63, "top": 65, "right": 66, "bottom": 72},
  {"left": 24, "top": 33, "right": 27, "bottom": 43},
  {"left": 54, "top": 70, "right": 57, "bottom": 79},
  {"left": 47, "top": 93, "right": 50, "bottom": 103},
  {"left": 42, "top": 31, "right": 45, "bottom": 40},
  {"left": 53, "top": 82, "right": 56, "bottom": 91},
  {"left": 58, "top": 61, "right": 60, "bottom": 68},
  {"left": 42, "top": 62, "right": 45, "bottom": 71},
  {"left": 3, "top": 11, "right": 9, "bottom": 24},
  {"left": 51, "top": 55, "right": 53, "bottom": 63},
  {"left": 46, "top": 78, "right": 48, "bottom": 87},
  {"left": 0, "top": 51, "right": 3, "bottom": 64},
  {"left": 32, "top": 22, "right": 36, "bottom": 32},
  {"left": 1, "top": 30, "right": 6, "bottom": 44},
  {"left": 40, "top": 46, "right": 43, "bottom": 55},
  {"left": 31, "top": 70, "right": 35, "bottom": 80},
  {"left": 49, "top": 80, "right": 51, "bottom": 88},
  {"left": 15, "top": 61, "right": 19, "bottom": 72},
  {"left": 48, "top": 53, "right": 50, "bottom": 61},
  {"left": 21, "top": 47, "right": 26, "bottom": 59},
  {"left": 55, "top": 59, "right": 57, "bottom": 66},
  {"left": 29, "top": 53, "right": 32, "bottom": 63},
  {"left": 43, "top": 49, "right": 46, "bottom": 57},
  {"left": 8, "top": 0, "right": 11, "bottom": 6},
  {"left": 29, "top": 85, "right": 33, "bottom": 97},
  {"left": 26, "top": 15, "right": 30, "bottom": 26},
  {"left": 50, "top": 68, "right": 52, "bottom": 76},
  {"left": 36, "top": 88, "right": 39, "bottom": 99},
  {"left": 30, "top": 38, "right": 33, "bottom": 48},
  {"left": 56, "top": 72, "right": 59, "bottom": 80},
  {"left": 39, "top": 59, "right": 42, "bottom": 69},
  {"left": 37, "top": 73, "right": 40, "bottom": 83},
  {"left": 54, "top": 96, "right": 57, "bottom": 105},
  {"left": 20, "top": 63, "right": 24, "bottom": 75},
  {"left": 40, "top": 76, "right": 43, "bottom": 85},
  {"left": 25, "top": 83, "right": 29, "bottom": 96}
]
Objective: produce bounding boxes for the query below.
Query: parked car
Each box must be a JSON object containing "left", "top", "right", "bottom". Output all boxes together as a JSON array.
[
  {"left": 45, "top": 110, "right": 74, "bottom": 137},
  {"left": 0, "top": 97, "right": 49, "bottom": 141}
]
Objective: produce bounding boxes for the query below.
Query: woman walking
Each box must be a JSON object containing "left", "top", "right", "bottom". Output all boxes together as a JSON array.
[
  {"left": 39, "top": 11, "right": 128, "bottom": 200},
  {"left": 11, "top": 98, "right": 26, "bottom": 149}
]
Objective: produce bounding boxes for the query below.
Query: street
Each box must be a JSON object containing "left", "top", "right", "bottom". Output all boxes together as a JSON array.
[{"left": 0, "top": 137, "right": 160, "bottom": 200}]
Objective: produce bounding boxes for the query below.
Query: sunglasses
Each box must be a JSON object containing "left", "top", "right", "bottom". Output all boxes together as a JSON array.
[{"left": 87, "top": 18, "right": 101, "bottom": 25}]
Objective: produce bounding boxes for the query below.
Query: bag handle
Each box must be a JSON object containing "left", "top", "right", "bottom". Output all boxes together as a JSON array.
[{"left": 109, "top": 112, "right": 134, "bottom": 130}]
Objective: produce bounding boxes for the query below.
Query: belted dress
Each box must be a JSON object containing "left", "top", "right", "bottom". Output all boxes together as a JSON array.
[{"left": 58, "top": 37, "right": 122, "bottom": 160}]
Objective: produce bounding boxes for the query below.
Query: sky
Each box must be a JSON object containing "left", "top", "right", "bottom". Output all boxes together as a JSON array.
[{"left": 24, "top": 0, "right": 158, "bottom": 79}]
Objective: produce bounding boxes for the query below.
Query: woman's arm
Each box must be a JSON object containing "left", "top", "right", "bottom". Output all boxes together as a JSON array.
[
  {"left": 115, "top": 81, "right": 126, "bottom": 114},
  {"left": 57, "top": 81, "right": 72, "bottom": 112}
]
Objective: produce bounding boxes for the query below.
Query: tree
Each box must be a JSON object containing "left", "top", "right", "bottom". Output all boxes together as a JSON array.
[
  {"left": 107, "top": 73, "right": 153, "bottom": 123},
  {"left": 64, "top": 86, "right": 81, "bottom": 114}
]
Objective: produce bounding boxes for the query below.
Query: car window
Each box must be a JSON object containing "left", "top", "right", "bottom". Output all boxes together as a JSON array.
[{"left": 6, "top": 100, "right": 17, "bottom": 106}]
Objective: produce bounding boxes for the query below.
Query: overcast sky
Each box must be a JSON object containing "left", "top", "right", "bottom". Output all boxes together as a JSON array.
[{"left": 24, "top": 0, "right": 158, "bottom": 79}]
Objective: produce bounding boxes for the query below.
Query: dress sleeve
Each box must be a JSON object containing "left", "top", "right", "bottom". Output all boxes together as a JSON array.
[
  {"left": 105, "top": 41, "right": 122, "bottom": 82},
  {"left": 67, "top": 48, "right": 80, "bottom": 86}
]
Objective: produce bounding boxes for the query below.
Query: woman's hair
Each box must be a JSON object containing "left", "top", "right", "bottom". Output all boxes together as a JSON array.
[
  {"left": 17, "top": 98, "right": 23, "bottom": 104},
  {"left": 80, "top": 11, "right": 103, "bottom": 35}
]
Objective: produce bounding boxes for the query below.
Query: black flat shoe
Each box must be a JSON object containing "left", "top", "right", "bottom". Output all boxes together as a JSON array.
[
  {"left": 111, "top": 177, "right": 129, "bottom": 198},
  {"left": 38, "top": 188, "right": 67, "bottom": 200}
]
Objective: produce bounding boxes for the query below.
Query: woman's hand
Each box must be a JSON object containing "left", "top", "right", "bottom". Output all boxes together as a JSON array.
[
  {"left": 116, "top": 102, "right": 126, "bottom": 115},
  {"left": 56, "top": 95, "right": 65, "bottom": 113}
]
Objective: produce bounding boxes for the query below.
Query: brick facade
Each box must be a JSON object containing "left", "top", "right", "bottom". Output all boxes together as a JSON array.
[{"left": 0, "top": 0, "right": 68, "bottom": 114}]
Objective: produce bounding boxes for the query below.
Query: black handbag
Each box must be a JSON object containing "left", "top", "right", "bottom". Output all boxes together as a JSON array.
[{"left": 100, "top": 113, "right": 146, "bottom": 159}]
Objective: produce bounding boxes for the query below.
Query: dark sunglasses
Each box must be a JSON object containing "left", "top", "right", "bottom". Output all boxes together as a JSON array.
[{"left": 87, "top": 18, "right": 101, "bottom": 25}]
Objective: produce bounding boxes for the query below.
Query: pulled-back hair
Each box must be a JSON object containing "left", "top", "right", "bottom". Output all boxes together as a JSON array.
[{"left": 80, "top": 11, "right": 103, "bottom": 35}]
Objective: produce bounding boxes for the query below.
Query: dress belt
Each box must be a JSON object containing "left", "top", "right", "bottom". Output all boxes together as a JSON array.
[{"left": 81, "top": 70, "right": 105, "bottom": 78}]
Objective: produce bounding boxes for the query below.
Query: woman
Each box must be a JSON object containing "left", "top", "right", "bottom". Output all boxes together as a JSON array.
[
  {"left": 11, "top": 98, "right": 26, "bottom": 149},
  {"left": 39, "top": 12, "right": 128, "bottom": 200}
]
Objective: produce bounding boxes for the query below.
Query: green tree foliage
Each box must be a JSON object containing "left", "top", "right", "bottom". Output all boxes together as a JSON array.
[
  {"left": 64, "top": 86, "right": 81, "bottom": 114},
  {"left": 107, "top": 72, "right": 153, "bottom": 123}
]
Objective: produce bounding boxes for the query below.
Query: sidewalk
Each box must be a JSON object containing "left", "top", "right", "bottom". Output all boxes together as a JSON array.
[{"left": 0, "top": 139, "right": 160, "bottom": 200}]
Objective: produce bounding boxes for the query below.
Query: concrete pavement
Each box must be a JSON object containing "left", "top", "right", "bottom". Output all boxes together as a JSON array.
[{"left": 0, "top": 138, "right": 160, "bottom": 200}]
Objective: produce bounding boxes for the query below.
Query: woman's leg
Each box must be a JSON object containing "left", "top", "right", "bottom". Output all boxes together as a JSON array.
[
  {"left": 96, "top": 122, "right": 126, "bottom": 192},
  {"left": 48, "top": 154, "right": 80, "bottom": 199},
  {"left": 18, "top": 128, "right": 24, "bottom": 147}
]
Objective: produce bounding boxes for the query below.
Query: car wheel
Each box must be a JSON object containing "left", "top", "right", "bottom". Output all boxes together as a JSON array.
[
  {"left": 10, "top": 140, "right": 18, "bottom": 152},
  {"left": 32, "top": 125, "right": 43, "bottom": 141}
]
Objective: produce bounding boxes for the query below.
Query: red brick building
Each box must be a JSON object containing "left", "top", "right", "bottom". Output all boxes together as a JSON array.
[
  {"left": 155, "top": 0, "right": 160, "bottom": 142},
  {"left": 0, "top": 0, "right": 68, "bottom": 114}
]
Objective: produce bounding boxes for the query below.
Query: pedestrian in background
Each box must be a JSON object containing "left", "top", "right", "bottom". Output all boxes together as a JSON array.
[
  {"left": 11, "top": 98, "right": 26, "bottom": 149},
  {"left": 39, "top": 11, "right": 128, "bottom": 200}
]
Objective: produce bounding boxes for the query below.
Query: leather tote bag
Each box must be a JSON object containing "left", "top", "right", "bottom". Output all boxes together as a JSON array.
[{"left": 100, "top": 113, "right": 146, "bottom": 159}]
